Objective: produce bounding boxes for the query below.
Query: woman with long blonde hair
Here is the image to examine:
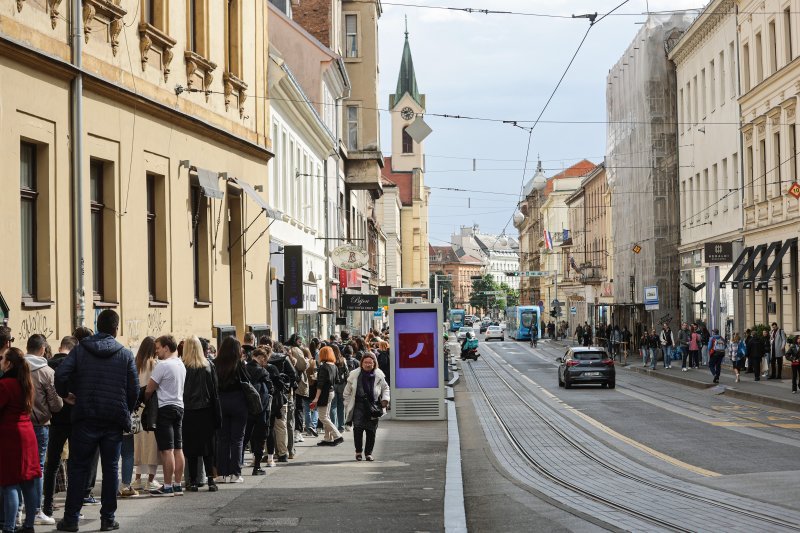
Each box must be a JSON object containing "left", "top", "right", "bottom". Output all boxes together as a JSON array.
[
  {"left": 181, "top": 336, "right": 220, "bottom": 492},
  {"left": 133, "top": 337, "right": 160, "bottom": 491}
]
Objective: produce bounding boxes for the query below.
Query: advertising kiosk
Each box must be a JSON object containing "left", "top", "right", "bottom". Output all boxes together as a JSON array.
[{"left": 389, "top": 303, "right": 446, "bottom": 420}]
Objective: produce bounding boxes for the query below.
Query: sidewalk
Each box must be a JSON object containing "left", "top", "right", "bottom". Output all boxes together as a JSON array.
[
  {"left": 625, "top": 357, "right": 800, "bottom": 412},
  {"left": 48, "top": 418, "right": 448, "bottom": 532}
]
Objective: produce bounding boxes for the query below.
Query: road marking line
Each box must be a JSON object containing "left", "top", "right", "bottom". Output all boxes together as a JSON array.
[
  {"left": 775, "top": 423, "right": 800, "bottom": 429},
  {"left": 710, "top": 421, "right": 769, "bottom": 428}
]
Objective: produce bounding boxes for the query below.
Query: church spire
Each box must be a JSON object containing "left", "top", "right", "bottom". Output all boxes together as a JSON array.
[{"left": 394, "top": 23, "right": 422, "bottom": 108}]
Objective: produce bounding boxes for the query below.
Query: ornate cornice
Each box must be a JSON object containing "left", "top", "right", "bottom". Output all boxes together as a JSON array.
[
  {"left": 185, "top": 51, "right": 217, "bottom": 101},
  {"left": 670, "top": 0, "right": 735, "bottom": 65},
  {"left": 223, "top": 71, "right": 248, "bottom": 118}
]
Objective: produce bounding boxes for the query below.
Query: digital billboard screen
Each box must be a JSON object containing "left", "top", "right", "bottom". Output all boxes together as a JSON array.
[{"left": 393, "top": 309, "right": 439, "bottom": 389}]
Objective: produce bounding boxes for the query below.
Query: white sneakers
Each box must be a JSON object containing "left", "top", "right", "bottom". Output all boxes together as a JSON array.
[
  {"left": 34, "top": 511, "right": 56, "bottom": 525},
  {"left": 295, "top": 434, "right": 305, "bottom": 443},
  {"left": 228, "top": 475, "right": 244, "bottom": 483}
]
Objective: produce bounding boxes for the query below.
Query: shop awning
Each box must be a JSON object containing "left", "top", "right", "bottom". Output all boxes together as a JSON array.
[
  {"left": 229, "top": 177, "right": 283, "bottom": 220},
  {"left": 194, "top": 167, "right": 224, "bottom": 199},
  {"left": 722, "top": 239, "right": 798, "bottom": 289}
]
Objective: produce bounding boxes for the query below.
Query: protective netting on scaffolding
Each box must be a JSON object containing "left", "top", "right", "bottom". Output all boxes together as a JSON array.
[{"left": 605, "top": 14, "right": 692, "bottom": 312}]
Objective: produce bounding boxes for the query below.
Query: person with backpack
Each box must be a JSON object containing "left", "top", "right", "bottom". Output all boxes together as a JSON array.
[
  {"left": 332, "top": 346, "right": 350, "bottom": 433},
  {"left": 309, "top": 347, "right": 343, "bottom": 447},
  {"left": 687, "top": 324, "right": 701, "bottom": 370},
  {"left": 460, "top": 331, "right": 479, "bottom": 359},
  {"left": 731, "top": 333, "right": 746, "bottom": 383},
  {"left": 244, "top": 348, "right": 272, "bottom": 476},
  {"left": 707, "top": 329, "right": 726, "bottom": 384},
  {"left": 744, "top": 329, "right": 763, "bottom": 381},
  {"left": 267, "top": 345, "right": 296, "bottom": 463},
  {"left": 659, "top": 324, "right": 675, "bottom": 369}
]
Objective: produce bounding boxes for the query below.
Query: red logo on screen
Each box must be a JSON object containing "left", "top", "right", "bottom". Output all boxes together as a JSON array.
[{"left": 397, "top": 332, "right": 435, "bottom": 368}]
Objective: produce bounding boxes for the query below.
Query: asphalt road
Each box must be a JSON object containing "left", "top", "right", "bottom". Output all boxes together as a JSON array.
[{"left": 456, "top": 335, "right": 800, "bottom": 531}]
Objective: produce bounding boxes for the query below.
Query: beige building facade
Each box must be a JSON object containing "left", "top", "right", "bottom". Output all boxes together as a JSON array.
[
  {"left": 736, "top": 0, "right": 800, "bottom": 333},
  {"left": 2, "top": 1, "right": 273, "bottom": 346}
]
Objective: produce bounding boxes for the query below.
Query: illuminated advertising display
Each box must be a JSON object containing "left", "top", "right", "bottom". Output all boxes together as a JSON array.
[{"left": 393, "top": 308, "right": 439, "bottom": 389}]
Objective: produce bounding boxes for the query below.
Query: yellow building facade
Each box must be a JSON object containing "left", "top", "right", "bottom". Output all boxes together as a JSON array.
[{"left": 2, "top": 1, "right": 273, "bottom": 347}]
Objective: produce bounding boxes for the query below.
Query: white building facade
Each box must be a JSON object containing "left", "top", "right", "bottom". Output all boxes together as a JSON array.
[{"left": 669, "top": 0, "right": 743, "bottom": 334}]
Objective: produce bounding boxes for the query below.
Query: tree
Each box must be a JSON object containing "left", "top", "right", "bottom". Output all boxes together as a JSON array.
[
  {"left": 500, "top": 283, "right": 519, "bottom": 308},
  {"left": 469, "top": 274, "right": 499, "bottom": 314}
]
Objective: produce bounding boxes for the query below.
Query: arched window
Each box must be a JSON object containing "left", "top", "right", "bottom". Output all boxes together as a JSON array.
[{"left": 402, "top": 127, "right": 413, "bottom": 154}]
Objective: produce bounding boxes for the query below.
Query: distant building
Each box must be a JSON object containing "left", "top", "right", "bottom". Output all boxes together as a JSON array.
[
  {"left": 429, "top": 246, "right": 483, "bottom": 313},
  {"left": 451, "top": 226, "right": 520, "bottom": 290}
]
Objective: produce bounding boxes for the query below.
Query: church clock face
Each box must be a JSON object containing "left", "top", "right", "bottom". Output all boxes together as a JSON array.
[{"left": 400, "top": 107, "right": 415, "bottom": 120}]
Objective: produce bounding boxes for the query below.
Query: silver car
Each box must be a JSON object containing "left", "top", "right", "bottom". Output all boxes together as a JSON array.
[
  {"left": 485, "top": 325, "right": 504, "bottom": 341},
  {"left": 457, "top": 327, "right": 475, "bottom": 341}
]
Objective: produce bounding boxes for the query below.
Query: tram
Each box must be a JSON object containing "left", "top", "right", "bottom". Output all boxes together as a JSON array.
[{"left": 505, "top": 305, "right": 541, "bottom": 341}]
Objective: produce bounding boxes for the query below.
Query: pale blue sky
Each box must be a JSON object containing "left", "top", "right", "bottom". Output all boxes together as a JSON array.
[{"left": 377, "top": 0, "right": 699, "bottom": 245}]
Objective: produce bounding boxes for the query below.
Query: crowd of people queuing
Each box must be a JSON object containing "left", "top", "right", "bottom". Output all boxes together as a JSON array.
[
  {"left": 0, "top": 310, "right": 392, "bottom": 532},
  {"left": 573, "top": 319, "right": 800, "bottom": 391}
]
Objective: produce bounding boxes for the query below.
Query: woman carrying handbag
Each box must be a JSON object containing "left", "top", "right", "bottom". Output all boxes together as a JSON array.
[{"left": 343, "top": 352, "right": 389, "bottom": 462}]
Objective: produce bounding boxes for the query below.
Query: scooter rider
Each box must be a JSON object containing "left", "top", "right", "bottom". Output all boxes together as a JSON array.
[{"left": 461, "top": 331, "right": 479, "bottom": 358}]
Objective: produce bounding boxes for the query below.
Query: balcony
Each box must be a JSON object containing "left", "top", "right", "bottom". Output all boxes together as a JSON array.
[
  {"left": 580, "top": 267, "right": 603, "bottom": 285},
  {"left": 345, "top": 154, "right": 384, "bottom": 197}
]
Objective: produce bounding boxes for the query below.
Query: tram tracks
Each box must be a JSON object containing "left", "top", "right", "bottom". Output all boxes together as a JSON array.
[{"left": 465, "top": 343, "right": 800, "bottom": 532}]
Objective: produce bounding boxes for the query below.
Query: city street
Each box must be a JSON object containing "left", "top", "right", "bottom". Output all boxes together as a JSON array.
[{"left": 456, "top": 335, "right": 800, "bottom": 532}]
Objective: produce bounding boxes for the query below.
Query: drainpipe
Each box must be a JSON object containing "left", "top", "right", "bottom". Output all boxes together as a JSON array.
[{"left": 71, "top": 0, "right": 86, "bottom": 328}]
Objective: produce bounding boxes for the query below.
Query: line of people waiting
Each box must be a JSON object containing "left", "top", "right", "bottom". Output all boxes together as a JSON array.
[{"left": 0, "top": 310, "right": 391, "bottom": 533}]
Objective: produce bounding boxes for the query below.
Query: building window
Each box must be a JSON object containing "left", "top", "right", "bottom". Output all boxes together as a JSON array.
[
  {"left": 226, "top": 0, "right": 241, "bottom": 76},
  {"left": 187, "top": 0, "right": 206, "bottom": 56},
  {"left": 791, "top": 124, "right": 797, "bottom": 181},
  {"left": 768, "top": 21, "right": 778, "bottom": 74},
  {"left": 692, "top": 75, "right": 698, "bottom": 123},
  {"left": 90, "top": 160, "right": 105, "bottom": 300},
  {"left": 755, "top": 32, "right": 764, "bottom": 83},
  {"left": 759, "top": 138, "right": 767, "bottom": 200},
  {"left": 347, "top": 105, "right": 358, "bottom": 150},
  {"left": 742, "top": 43, "right": 751, "bottom": 92},
  {"left": 402, "top": 127, "right": 413, "bottom": 154},
  {"left": 709, "top": 60, "right": 716, "bottom": 111},
  {"left": 745, "top": 145, "right": 754, "bottom": 205},
  {"left": 345, "top": 14, "right": 358, "bottom": 58},
  {"left": 701, "top": 68, "right": 707, "bottom": 117},
  {"left": 719, "top": 50, "right": 726, "bottom": 102},
  {"left": 785, "top": 8, "right": 793, "bottom": 64},
  {"left": 20, "top": 142, "right": 38, "bottom": 299},
  {"left": 190, "top": 184, "right": 210, "bottom": 302},
  {"left": 147, "top": 175, "right": 157, "bottom": 301},
  {"left": 773, "top": 131, "right": 782, "bottom": 196},
  {"left": 143, "top": 0, "right": 165, "bottom": 29}
]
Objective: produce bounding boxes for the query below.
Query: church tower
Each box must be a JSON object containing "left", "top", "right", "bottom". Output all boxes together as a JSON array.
[
  {"left": 389, "top": 26, "right": 426, "bottom": 172},
  {"left": 381, "top": 25, "right": 430, "bottom": 289}
]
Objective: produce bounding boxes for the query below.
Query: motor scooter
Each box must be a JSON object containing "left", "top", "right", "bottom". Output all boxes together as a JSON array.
[{"left": 461, "top": 347, "right": 480, "bottom": 361}]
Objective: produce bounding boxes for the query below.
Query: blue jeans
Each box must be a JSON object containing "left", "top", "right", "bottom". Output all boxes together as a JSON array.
[
  {"left": 121, "top": 434, "right": 134, "bottom": 486},
  {"left": 649, "top": 348, "right": 657, "bottom": 369},
  {"left": 32, "top": 425, "right": 48, "bottom": 509},
  {"left": 64, "top": 422, "right": 122, "bottom": 524},
  {"left": 1, "top": 481, "right": 37, "bottom": 530},
  {"left": 709, "top": 353, "right": 723, "bottom": 380},
  {"left": 332, "top": 389, "right": 345, "bottom": 430},
  {"left": 662, "top": 346, "right": 673, "bottom": 367},
  {"left": 303, "top": 396, "right": 319, "bottom": 432}
]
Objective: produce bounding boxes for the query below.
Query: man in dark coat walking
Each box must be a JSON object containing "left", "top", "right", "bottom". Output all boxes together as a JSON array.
[
  {"left": 54, "top": 310, "right": 139, "bottom": 532},
  {"left": 744, "top": 329, "right": 763, "bottom": 382}
]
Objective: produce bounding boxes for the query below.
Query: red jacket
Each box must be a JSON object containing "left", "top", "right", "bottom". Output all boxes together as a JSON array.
[{"left": 0, "top": 375, "right": 42, "bottom": 485}]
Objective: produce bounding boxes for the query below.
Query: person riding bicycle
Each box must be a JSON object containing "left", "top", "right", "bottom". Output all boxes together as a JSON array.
[
  {"left": 461, "top": 331, "right": 478, "bottom": 357},
  {"left": 530, "top": 326, "right": 539, "bottom": 348}
]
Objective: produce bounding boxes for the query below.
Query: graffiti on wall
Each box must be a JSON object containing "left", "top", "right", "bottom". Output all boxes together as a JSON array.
[
  {"left": 18, "top": 311, "right": 55, "bottom": 341},
  {"left": 147, "top": 309, "right": 167, "bottom": 336}
]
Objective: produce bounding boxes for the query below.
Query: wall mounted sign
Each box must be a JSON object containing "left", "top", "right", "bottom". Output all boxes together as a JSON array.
[
  {"left": 283, "top": 245, "right": 304, "bottom": 309},
  {"left": 331, "top": 244, "right": 369, "bottom": 270},
  {"left": 341, "top": 294, "right": 379, "bottom": 311},
  {"left": 704, "top": 242, "right": 733, "bottom": 263}
]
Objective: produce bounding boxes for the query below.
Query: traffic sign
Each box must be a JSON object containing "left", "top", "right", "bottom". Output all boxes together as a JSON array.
[
  {"left": 505, "top": 271, "right": 550, "bottom": 277},
  {"left": 570, "top": 306, "right": 577, "bottom": 315},
  {"left": 551, "top": 299, "right": 562, "bottom": 306},
  {"left": 789, "top": 182, "right": 800, "bottom": 199},
  {"left": 481, "top": 291, "right": 504, "bottom": 295}
]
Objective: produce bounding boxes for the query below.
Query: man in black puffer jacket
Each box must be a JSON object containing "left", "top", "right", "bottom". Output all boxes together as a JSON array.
[{"left": 54, "top": 310, "right": 139, "bottom": 532}]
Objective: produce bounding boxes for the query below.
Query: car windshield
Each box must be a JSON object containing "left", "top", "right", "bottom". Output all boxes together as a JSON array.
[
  {"left": 488, "top": 327, "right": 500, "bottom": 331},
  {"left": 572, "top": 352, "right": 604, "bottom": 361},
  {"left": 459, "top": 327, "right": 472, "bottom": 333}
]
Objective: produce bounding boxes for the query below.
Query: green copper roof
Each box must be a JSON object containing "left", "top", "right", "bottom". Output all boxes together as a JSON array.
[{"left": 395, "top": 32, "right": 422, "bottom": 107}]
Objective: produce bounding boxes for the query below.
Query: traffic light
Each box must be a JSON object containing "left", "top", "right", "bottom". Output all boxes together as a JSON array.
[
  {"left": 470, "top": 275, "right": 482, "bottom": 280},
  {"left": 550, "top": 307, "right": 557, "bottom": 318}
]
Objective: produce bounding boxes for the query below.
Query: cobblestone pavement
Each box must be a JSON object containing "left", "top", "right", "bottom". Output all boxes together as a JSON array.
[{"left": 461, "top": 338, "right": 800, "bottom": 532}]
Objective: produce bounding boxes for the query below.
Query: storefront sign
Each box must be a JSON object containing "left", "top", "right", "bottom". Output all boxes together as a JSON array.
[
  {"left": 283, "top": 246, "right": 303, "bottom": 309},
  {"left": 331, "top": 244, "right": 369, "bottom": 270},
  {"left": 341, "top": 294, "right": 379, "bottom": 311},
  {"left": 704, "top": 242, "right": 733, "bottom": 263},
  {"left": 347, "top": 269, "right": 362, "bottom": 289}
]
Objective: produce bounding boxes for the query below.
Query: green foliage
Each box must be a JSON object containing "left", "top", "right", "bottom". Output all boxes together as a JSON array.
[
  {"left": 751, "top": 323, "right": 770, "bottom": 338},
  {"left": 469, "top": 276, "right": 519, "bottom": 313}
]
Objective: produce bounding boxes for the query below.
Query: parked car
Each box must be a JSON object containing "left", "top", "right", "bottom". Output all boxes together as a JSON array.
[
  {"left": 457, "top": 327, "right": 475, "bottom": 341},
  {"left": 557, "top": 347, "right": 615, "bottom": 389},
  {"left": 485, "top": 325, "right": 504, "bottom": 341},
  {"left": 479, "top": 321, "right": 490, "bottom": 333}
]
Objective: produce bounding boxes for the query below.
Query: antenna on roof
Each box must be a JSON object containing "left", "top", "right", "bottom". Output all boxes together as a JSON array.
[{"left": 404, "top": 15, "right": 409, "bottom": 38}]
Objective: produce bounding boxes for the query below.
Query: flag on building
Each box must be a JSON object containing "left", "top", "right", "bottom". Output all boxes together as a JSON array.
[
  {"left": 569, "top": 256, "right": 581, "bottom": 273},
  {"left": 544, "top": 230, "right": 553, "bottom": 250},
  {"left": 562, "top": 229, "right": 570, "bottom": 242}
]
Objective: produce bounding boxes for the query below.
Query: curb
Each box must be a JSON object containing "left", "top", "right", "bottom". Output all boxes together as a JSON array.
[
  {"left": 444, "top": 399, "right": 467, "bottom": 533},
  {"left": 625, "top": 365, "right": 800, "bottom": 413}
]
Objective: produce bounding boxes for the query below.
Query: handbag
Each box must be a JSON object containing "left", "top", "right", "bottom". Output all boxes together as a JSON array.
[
  {"left": 129, "top": 411, "right": 143, "bottom": 435},
  {"left": 239, "top": 366, "right": 264, "bottom": 416},
  {"left": 141, "top": 389, "right": 158, "bottom": 432}
]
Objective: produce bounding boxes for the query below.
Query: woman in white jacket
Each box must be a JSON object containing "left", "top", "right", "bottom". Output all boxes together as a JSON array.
[{"left": 343, "top": 352, "right": 389, "bottom": 461}]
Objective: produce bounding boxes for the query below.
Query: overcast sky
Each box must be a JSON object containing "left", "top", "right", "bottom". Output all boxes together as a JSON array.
[{"left": 376, "top": 0, "right": 700, "bottom": 247}]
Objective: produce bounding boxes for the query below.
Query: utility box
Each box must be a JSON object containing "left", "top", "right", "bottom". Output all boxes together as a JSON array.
[
  {"left": 215, "top": 325, "right": 237, "bottom": 351},
  {"left": 389, "top": 303, "right": 446, "bottom": 420}
]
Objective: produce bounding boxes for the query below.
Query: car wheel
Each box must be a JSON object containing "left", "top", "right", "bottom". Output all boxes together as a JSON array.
[
  {"left": 564, "top": 377, "right": 572, "bottom": 389},
  {"left": 608, "top": 380, "right": 616, "bottom": 389},
  {"left": 501, "top": 337, "right": 504, "bottom": 341},
  {"left": 558, "top": 373, "right": 564, "bottom": 387}
]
